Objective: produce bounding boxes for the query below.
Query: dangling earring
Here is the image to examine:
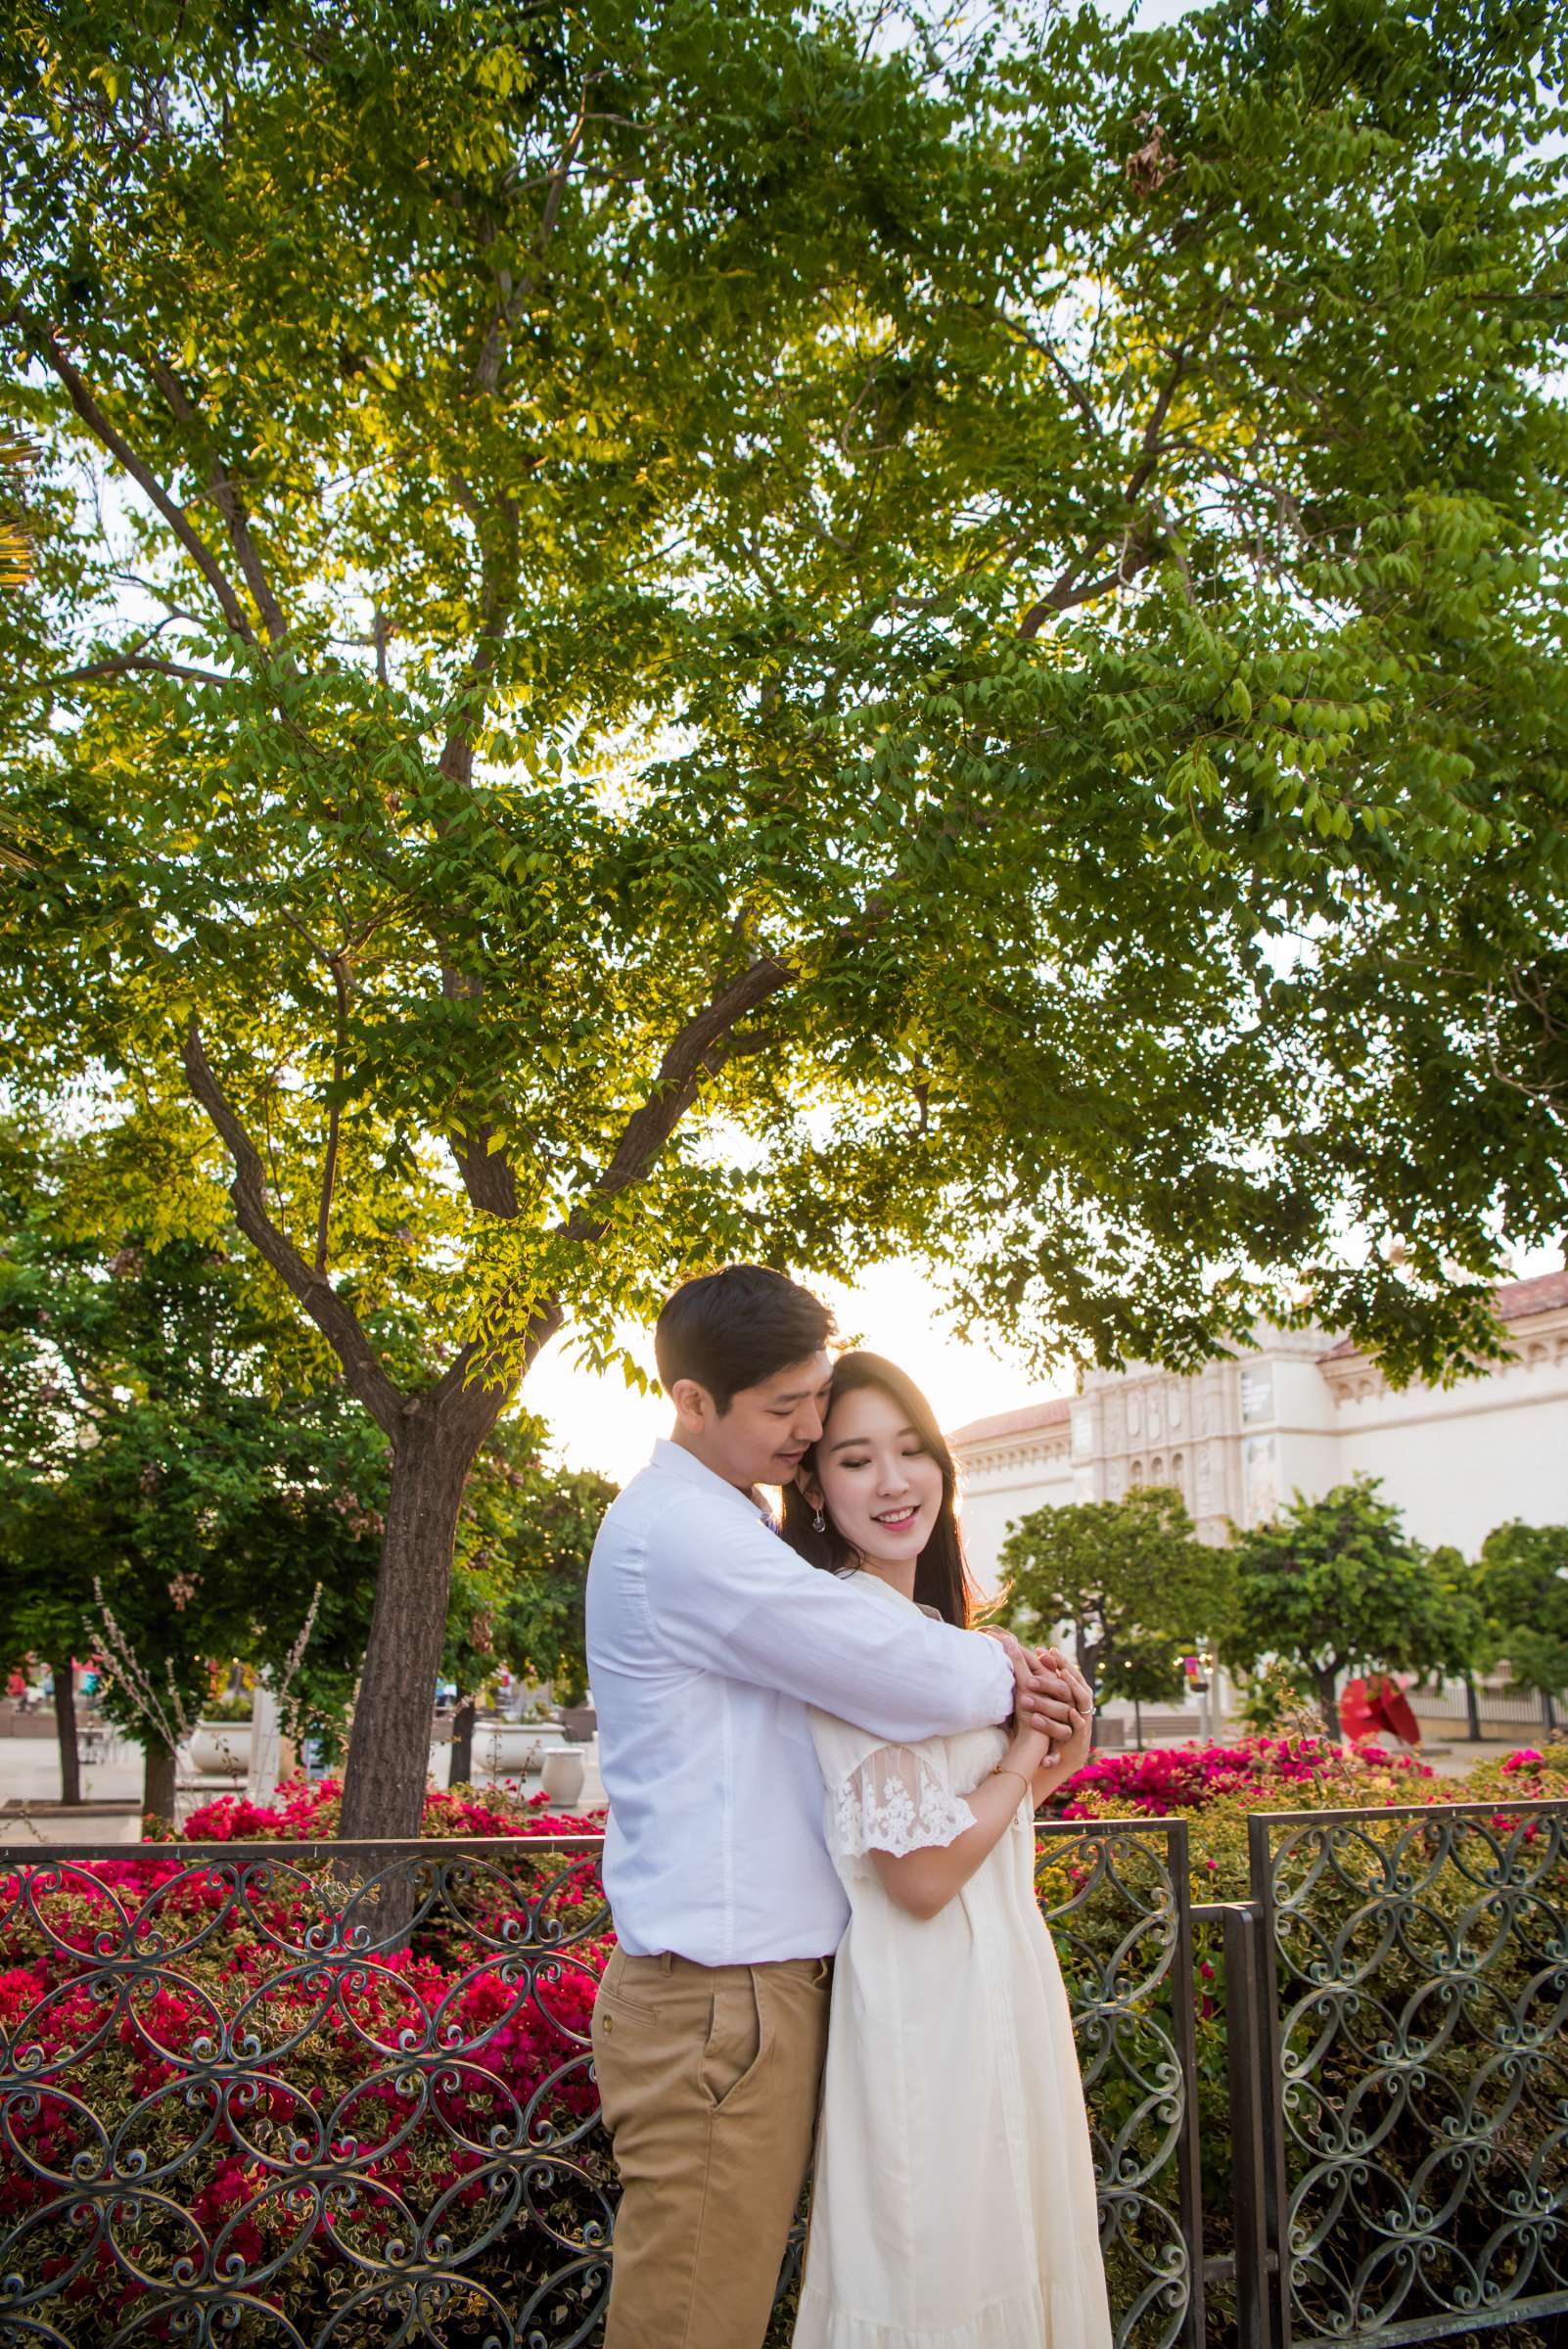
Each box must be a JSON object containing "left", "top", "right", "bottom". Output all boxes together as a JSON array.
[{"left": 812, "top": 1507, "right": 826, "bottom": 1535}]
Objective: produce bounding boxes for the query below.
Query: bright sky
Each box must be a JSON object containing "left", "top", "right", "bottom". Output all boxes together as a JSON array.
[{"left": 528, "top": 1263, "right": 1070, "bottom": 1485}]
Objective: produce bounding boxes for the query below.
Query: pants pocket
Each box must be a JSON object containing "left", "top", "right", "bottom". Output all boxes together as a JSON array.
[
  {"left": 596, "top": 1948, "right": 664, "bottom": 2019},
  {"left": 699, "top": 1969, "right": 769, "bottom": 2112}
]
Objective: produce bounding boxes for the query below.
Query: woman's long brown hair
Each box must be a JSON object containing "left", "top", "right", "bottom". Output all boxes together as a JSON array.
[{"left": 779, "top": 1351, "right": 986, "bottom": 1630}]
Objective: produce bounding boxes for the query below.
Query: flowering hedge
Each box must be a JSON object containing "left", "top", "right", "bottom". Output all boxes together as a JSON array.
[
  {"left": 158, "top": 1770, "right": 606, "bottom": 1845},
  {"left": 1, "top": 1779, "right": 614, "bottom": 2344},
  {"left": 1051, "top": 1731, "right": 1436, "bottom": 1823}
]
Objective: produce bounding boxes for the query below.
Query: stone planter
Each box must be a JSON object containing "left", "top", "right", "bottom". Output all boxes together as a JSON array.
[
  {"left": 189, "top": 1722, "right": 252, "bottom": 1777},
  {"left": 472, "top": 1724, "right": 543, "bottom": 1778},
  {"left": 558, "top": 1704, "right": 597, "bottom": 1742},
  {"left": 539, "top": 1747, "right": 586, "bottom": 1806}
]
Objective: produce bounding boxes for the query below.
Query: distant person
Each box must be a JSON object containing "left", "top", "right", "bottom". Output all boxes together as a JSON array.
[
  {"left": 585, "top": 1265, "right": 1083, "bottom": 2349},
  {"left": 781, "top": 1353, "right": 1112, "bottom": 2348}
]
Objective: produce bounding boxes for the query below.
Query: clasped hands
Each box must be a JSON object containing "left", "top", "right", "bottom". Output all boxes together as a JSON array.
[{"left": 979, "top": 1628, "right": 1094, "bottom": 1772}]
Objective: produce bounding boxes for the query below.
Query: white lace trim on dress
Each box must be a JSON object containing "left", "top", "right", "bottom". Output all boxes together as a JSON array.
[{"left": 827, "top": 1743, "right": 974, "bottom": 1862}]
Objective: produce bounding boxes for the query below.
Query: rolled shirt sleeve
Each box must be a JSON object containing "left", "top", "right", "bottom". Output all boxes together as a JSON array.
[{"left": 639, "top": 1493, "right": 1014, "bottom": 1742}]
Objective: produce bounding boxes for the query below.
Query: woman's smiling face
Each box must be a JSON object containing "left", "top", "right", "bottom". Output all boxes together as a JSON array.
[{"left": 807, "top": 1381, "right": 945, "bottom": 1565}]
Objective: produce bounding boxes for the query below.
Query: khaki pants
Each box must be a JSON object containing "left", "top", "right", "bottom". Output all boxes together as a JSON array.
[{"left": 591, "top": 1947, "right": 832, "bottom": 2349}]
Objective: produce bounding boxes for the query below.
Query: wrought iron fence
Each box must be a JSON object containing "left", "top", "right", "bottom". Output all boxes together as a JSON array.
[
  {"left": 4, "top": 1803, "right": 1564, "bottom": 2349},
  {"left": 0, "top": 1821, "right": 1196, "bottom": 2349},
  {"left": 1249, "top": 1797, "right": 1568, "bottom": 2349},
  {"left": 0, "top": 1837, "right": 615, "bottom": 2348}
]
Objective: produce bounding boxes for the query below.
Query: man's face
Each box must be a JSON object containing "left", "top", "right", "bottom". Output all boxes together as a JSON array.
[{"left": 670, "top": 1351, "right": 835, "bottom": 1493}]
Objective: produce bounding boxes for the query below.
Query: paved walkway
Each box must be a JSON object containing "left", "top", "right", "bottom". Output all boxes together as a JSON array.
[{"left": 0, "top": 1733, "right": 607, "bottom": 1844}]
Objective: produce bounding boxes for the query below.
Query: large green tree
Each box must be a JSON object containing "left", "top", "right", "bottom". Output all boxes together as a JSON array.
[
  {"left": 1223, "top": 1476, "right": 1479, "bottom": 1738},
  {"left": 999, "top": 1485, "right": 1232, "bottom": 1707},
  {"left": 0, "top": 1157, "right": 389, "bottom": 1816},
  {"left": 2, "top": 0, "right": 1565, "bottom": 1832}
]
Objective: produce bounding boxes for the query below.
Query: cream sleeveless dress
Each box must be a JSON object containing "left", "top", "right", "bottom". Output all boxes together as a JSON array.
[{"left": 792, "top": 1573, "right": 1114, "bottom": 2349}]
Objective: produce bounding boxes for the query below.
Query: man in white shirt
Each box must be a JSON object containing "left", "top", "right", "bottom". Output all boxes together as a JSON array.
[{"left": 586, "top": 1265, "right": 1080, "bottom": 2349}]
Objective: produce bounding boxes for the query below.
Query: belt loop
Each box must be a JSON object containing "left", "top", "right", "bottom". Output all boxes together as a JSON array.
[{"left": 659, "top": 1951, "right": 674, "bottom": 1973}]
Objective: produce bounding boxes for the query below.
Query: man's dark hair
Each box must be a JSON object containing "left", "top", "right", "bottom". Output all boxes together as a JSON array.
[{"left": 655, "top": 1265, "right": 836, "bottom": 1412}]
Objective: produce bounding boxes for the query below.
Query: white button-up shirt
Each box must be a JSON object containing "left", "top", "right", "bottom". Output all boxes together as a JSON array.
[{"left": 585, "top": 1437, "right": 1015, "bottom": 1964}]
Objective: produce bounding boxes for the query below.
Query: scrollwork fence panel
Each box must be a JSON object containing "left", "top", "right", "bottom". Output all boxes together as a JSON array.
[
  {"left": 0, "top": 1838, "right": 614, "bottom": 2349},
  {"left": 0, "top": 1823, "right": 1199, "bottom": 2349},
  {"left": 1251, "top": 1797, "right": 1568, "bottom": 2349},
  {"left": 1037, "top": 1819, "right": 1202, "bottom": 2349}
]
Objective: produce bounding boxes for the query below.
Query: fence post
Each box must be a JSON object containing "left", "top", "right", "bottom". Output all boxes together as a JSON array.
[
  {"left": 1222, "top": 1903, "right": 1275, "bottom": 2349},
  {"left": 1168, "top": 1822, "right": 1207, "bottom": 2349},
  {"left": 1247, "top": 1814, "right": 1295, "bottom": 2349}
]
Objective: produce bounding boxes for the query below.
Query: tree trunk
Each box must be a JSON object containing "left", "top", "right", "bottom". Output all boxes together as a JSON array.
[
  {"left": 339, "top": 1409, "right": 484, "bottom": 1841},
  {"left": 142, "top": 1742, "right": 176, "bottom": 1827},
  {"left": 1315, "top": 1668, "right": 1342, "bottom": 1743},
  {"left": 1464, "top": 1676, "right": 1483, "bottom": 1742},
  {"left": 449, "top": 1694, "right": 477, "bottom": 1788},
  {"left": 51, "top": 1658, "right": 80, "bottom": 1806}
]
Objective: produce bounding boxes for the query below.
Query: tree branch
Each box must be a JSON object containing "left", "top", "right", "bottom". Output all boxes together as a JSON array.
[
  {"left": 1016, "top": 339, "right": 1195, "bottom": 639},
  {"left": 473, "top": 906, "right": 907, "bottom": 1386},
  {"left": 424, "top": 1298, "right": 563, "bottom": 1444},
  {"left": 44, "top": 653, "right": 236, "bottom": 690},
  {"left": 472, "top": 73, "right": 596, "bottom": 395},
  {"left": 181, "top": 1021, "right": 406, "bottom": 1434},
  {"left": 416, "top": 100, "right": 594, "bottom": 1207},
  {"left": 442, "top": 962, "right": 523, "bottom": 1218},
  {"left": 430, "top": 469, "right": 524, "bottom": 1205},
  {"left": 438, "top": 961, "right": 798, "bottom": 1411},
  {"left": 25, "top": 321, "right": 258, "bottom": 645},
  {"left": 151, "top": 361, "right": 290, "bottom": 645},
  {"left": 1019, "top": 517, "right": 1172, "bottom": 633},
  {"left": 1123, "top": 343, "right": 1193, "bottom": 506},
  {"left": 992, "top": 310, "right": 1108, "bottom": 446},
  {"left": 314, "top": 955, "right": 349, "bottom": 1274},
  {"left": 559, "top": 953, "right": 798, "bottom": 1244}
]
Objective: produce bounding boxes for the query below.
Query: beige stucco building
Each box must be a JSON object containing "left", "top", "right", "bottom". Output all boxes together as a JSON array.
[{"left": 950, "top": 1268, "right": 1568, "bottom": 1594}]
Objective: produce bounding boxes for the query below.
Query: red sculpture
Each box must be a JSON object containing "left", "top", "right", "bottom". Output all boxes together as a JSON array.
[{"left": 1338, "top": 1674, "right": 1422, "bottom": 1748}]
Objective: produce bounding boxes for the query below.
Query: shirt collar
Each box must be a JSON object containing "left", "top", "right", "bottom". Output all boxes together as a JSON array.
[{"left": 652, "top": 1436, "right": 776, "bottom": 1524}]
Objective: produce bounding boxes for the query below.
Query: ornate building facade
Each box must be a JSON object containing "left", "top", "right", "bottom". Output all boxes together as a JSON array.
[{"left": 950, "top": 1269, "right": 1568, "bottom": 1591}]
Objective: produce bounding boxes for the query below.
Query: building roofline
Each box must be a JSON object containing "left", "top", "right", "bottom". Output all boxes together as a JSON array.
[
  {"left": 947, "top": 1270, "right": 1568, "bottom": 1437},
  {"left": 1316, "top": 1267, "right": 1568, "bottom": 1363},
  {"left": 947, "top": 1395, "right": 1073, "bottom": 1450}
]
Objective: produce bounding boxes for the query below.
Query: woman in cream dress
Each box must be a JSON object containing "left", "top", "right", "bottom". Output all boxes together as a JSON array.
[{"left": 780, "top": 1353, "right": 1113, "bottom": 2349}]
